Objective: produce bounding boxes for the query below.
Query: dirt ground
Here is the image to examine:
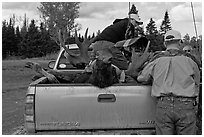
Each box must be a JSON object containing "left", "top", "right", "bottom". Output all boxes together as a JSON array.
[{"left": 2, "top": 59, "right": 49, "bottom": 135}]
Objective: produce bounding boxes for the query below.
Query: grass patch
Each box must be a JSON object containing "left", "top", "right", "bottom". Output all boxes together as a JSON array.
[
  {"left": 40, "top": 52, "right": 59, "bottom": 60},
  {"left": 2, "top": 59, "right": 52, "bottom": 92}
]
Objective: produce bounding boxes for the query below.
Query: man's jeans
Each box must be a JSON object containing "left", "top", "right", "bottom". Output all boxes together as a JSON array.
[{"left": 155, "top": 96, "right": 197, "bottom": 135}]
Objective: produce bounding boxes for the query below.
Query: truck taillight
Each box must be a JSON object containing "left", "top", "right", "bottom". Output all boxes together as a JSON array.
[
  {"left": 25, "top": 115, "right": 34, "bottom": 122},
  {"left": 25, "top": 87, "right": 35, "bottom": 122},
  {"left": 26, "top": 95, "right": 34, "bottom": 103},
  {"left": 25, "top": 102, "right": 34, "bottom": 115},
  {"left": 25, "top": 95, "right": 34, "bottom": 120},
  {"left": 25, "top": 87, "right": 36, "bottom": 133}
]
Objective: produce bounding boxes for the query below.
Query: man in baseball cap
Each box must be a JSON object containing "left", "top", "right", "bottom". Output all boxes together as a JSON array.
[
  {"left": 128, "top": 4, "right": 143, "bottom": 25},
  {"left": 163, "top": 29, "right": 183, "bottom": 48},
  {"left": 137, "top": 29, "right": 200, "bottom": 135},
  {"left": 164, "top": 29, "right": 182, "bottom": 42}
]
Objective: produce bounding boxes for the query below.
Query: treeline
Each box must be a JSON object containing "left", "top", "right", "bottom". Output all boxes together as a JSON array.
[
  {"left": 2, "top": 18, "right": 95, "bottom": 59},
  {"left": 144, "top": 11, "right": 202, "bottom": 52},
  {"left": 2, "top": 18, "right": 57, "bottom": 59},
  {"left": 2, "top": 11, "right": 202, "bottom": 59}
]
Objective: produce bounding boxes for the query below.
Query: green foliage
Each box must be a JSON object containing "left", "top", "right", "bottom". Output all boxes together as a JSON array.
[
  {"left": 183, "top": 33, "right": 191, "bottom": 45},
  {"left": 38, "top": 2, "right": 80, "bottom": 46},
  {"left": 2, "top": 18, "right": 19, "bottom": 58},
  {"left": 19, "top": 20, "right": 60, "bottom": 58},
  {"left": 1, "top": 6, "right": 202, "bottom": 60},
  {"left": 2, "top": 20, "right": 8, "bottom": 59},
  {"left": 20, "top": 19, "right": 40, "bottom": 58},
  {"left": 146, "top": 34, "right": 165, "bottom": 52},
  {"left": 160, "top": 11, "right": 172, "bottom": 34},
  {"left": 146, "top": 18, "right": 158, "bottom": 35},
  {"left": 2, "top": 17, "right": 60, "bottom": 59},
  {"left": 145, "top": 18, "right": 165, "bottom": 52}
]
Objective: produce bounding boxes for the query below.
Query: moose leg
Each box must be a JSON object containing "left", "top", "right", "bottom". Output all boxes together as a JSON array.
[
  {"left": 73, "top": 72, "right": 91, "bottom": 83},
  {"left": 25, "top": 62, "right": 60, "bottom": 83},
  {"left": 48, "top": 70, "right": 76, "bottom": 83}
]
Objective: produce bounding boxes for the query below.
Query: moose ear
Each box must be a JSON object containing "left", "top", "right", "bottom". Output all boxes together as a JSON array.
[{"left": 107, "top": 57, "right": 112, "bottom": 64}]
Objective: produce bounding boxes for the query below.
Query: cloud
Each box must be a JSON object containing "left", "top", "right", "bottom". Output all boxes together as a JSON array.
[
  {"left": 2, "top": 2, "right": 41, "bottom": 21},
  {"left": 79, "top": 2, "right": 129, "bottom": 19},
  {"left": 132, "top": 2, "right": 180, "bottom": 22},
  {"left": 2, "top": 2, "right": 40, "bottom": 10},
  {"left": 170, "top": 2, "right": 202, "bottom": 22},
  {"left": 1, "top": 2, "right": 201, "bottom": 37}
]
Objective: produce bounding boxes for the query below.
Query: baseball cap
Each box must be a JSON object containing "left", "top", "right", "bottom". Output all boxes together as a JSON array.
[
  {"left": 183, "top": 45, "right": 192, "bottom": 52},
  {"left": 164, "top": 30, "right": 182, "bottom": 42},
  {"left": 128, "top": 4, "right": 143, "bottom": 25}
]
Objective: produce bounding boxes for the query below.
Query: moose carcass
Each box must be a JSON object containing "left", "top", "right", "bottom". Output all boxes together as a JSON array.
[{"left": 88, "top": 49, "right": 119, "bottom": 88}]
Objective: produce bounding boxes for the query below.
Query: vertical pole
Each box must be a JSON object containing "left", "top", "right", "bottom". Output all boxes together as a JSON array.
[
  {"left": 190, "top": 3, "right": 201, "bottom": 120},
  {"left": 129, "top": 2, "right": 131, "bottom": 18},
  {"left": 190, "top": 2, "right": 198, "bottom": 40}
]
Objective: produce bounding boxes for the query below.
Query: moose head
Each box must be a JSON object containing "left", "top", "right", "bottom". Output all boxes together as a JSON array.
[{"left": 88, "top": 49, "right": 119, "bottom": 88}]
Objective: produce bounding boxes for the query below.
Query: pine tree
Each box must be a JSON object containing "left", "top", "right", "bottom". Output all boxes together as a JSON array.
[
  {"left": 40, "top": 23, "right": 59, "bottom": 54},
  {"left": 15, "top": 26, "right": 22, "bottom": 56},
  {"left": 2, "top": 20, "right": 8, "bottom": 59},
  {"left": 21, "top": 19, "right": 41, "bottom": 58},
  {"left": 145, "top": 18, "right": 165, "bottom": 52},
  {"left": 183, "top": 33, "right": 190, "bottom": 45},
  {"left": 6, "top": 18, "right": 17, "bottom": 56},
  {"left": 39, "top": 22, "right": 49, "bottom": 56},
  {"left": 190, "top": 36, "right": 197, "bottom": 48},
  {"left": 21, "top": 14, "right": 28, "bottom": 38},
  {"left": 146, "top": 18, "right": 158, "bottom": 35},
  {"left": 18, "top": 14, "right": 28, "bottom": 57},
  {"left": 160, "top": 11, "right": 172, "bottom": 34}
]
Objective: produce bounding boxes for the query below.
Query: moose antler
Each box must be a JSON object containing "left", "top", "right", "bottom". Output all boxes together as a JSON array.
[
  {"left": 125, "top": 41, "right": 151, "bottom": 78},
  {"left": 61, "top": 28, "right": 92, "bottom": 67}
]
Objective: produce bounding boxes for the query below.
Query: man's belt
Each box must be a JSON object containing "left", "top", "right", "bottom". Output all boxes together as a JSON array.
[{"left": 158, "top": 95, "right": 196, "bottom": 102}]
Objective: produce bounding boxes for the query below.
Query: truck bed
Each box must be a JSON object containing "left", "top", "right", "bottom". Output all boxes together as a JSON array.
[{"left": 26, "top": 77, "right": 156, "bottom": 133}]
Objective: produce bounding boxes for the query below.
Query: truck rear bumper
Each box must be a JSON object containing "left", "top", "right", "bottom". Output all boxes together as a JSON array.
[{"left": 31, "top": 128, "right": 156, "bottom": 135}]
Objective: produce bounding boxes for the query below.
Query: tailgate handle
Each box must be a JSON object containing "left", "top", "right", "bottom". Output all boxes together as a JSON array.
[{"left": 97, "top": 94, "right": 116, "bottom": 103}]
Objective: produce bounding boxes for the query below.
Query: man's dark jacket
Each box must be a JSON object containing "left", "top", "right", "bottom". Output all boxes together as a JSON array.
[{"left": 93, "top": 18, "right": 134, "bottom": 43}]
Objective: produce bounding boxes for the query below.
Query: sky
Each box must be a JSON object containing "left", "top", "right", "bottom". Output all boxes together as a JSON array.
[{"left": 1, "top": 1, "right": 203, "bottom": 38}]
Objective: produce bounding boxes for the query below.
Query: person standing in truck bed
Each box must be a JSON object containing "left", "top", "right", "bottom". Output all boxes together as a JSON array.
[
  {"left": 90, "top": 4, "right": 143, "bottom": 70},
  {"left": 137, "top": 30, "right": 200, "bottom": 135}
]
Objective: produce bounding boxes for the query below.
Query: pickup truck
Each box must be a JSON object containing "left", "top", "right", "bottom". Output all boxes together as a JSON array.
[{"left": 25, "top": 45, "right": 156, "bottom": 135}]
